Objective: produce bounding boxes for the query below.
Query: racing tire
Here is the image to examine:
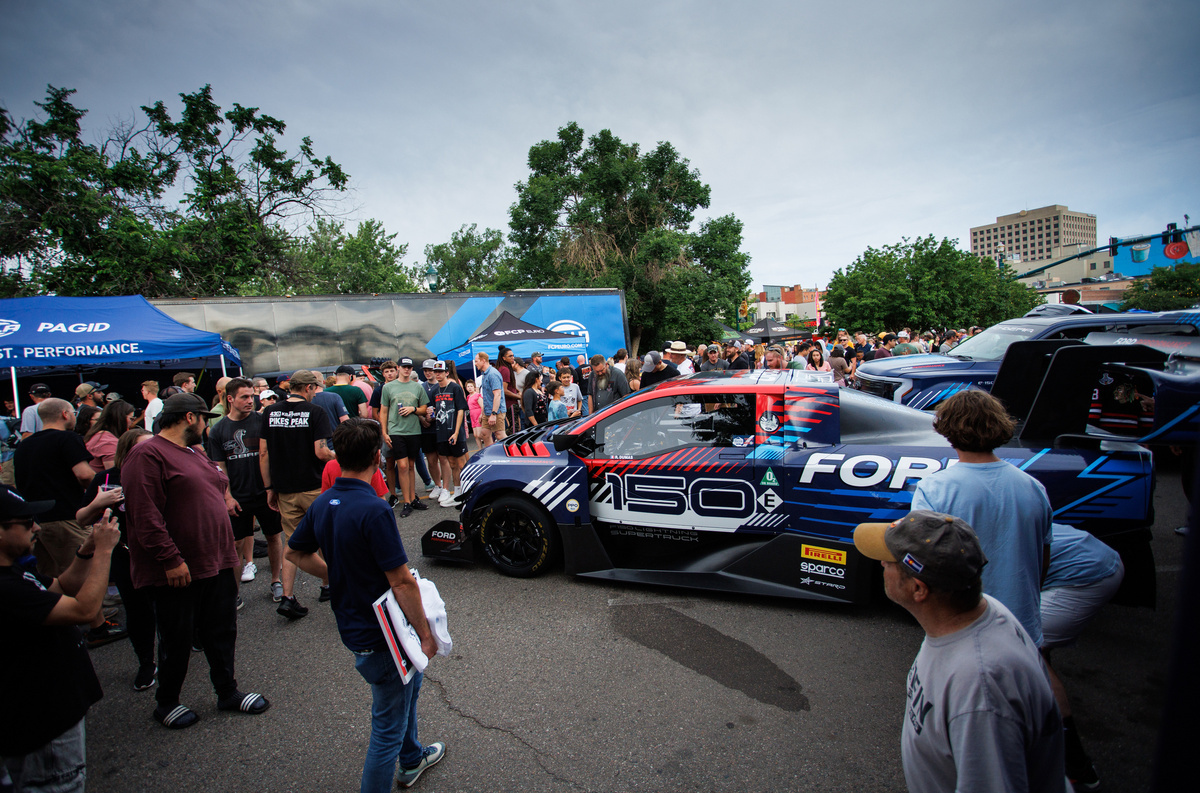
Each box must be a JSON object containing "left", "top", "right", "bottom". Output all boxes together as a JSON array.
[{"left": 477, "top": 495, "right": 559, "bottom": 578}]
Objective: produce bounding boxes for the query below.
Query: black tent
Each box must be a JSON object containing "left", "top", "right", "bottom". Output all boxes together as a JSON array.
[{"left": 743, "top": 317, "right": 808, "bottom": 344}]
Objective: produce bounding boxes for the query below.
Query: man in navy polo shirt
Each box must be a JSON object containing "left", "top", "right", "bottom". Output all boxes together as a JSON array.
[{"left": 286, "top": 419, "right": 445, "bottom": 791}]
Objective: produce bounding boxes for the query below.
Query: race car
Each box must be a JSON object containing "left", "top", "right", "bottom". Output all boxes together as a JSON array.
[{"left": 422, "top": 369, "right": 1154, "bottom": 604}]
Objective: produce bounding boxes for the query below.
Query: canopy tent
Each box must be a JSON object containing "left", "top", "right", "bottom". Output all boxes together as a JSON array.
[
  {"left": 715, "top": 321, "right": 755, "bottom": 345},
  {"left": 743, "top": 317, "right": 809, "bottom": 344},
  {"left": 0, "top": 295, "right": 241, "bottom": 410},
  {"left": 437, "top": 311, "right": 588, "bottom": 376}
]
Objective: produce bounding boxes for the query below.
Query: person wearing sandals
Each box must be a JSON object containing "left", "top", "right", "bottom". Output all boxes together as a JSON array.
[{"left": 122, "top": 393, "right": 269, "bottom": 729}]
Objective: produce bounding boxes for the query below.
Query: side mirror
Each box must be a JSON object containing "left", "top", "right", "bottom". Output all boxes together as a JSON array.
[{"left": 552, "top": 432, "right": 581, "bottom": 452}]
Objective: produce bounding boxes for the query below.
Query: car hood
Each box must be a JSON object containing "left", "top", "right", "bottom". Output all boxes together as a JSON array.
[{"left": 856, "top": 353, "right": 989, "bottom": 377}]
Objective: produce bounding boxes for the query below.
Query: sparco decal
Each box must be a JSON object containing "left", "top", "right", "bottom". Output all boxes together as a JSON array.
[
  {"left": 798, "top": 453, "right": 949, "bottom": 489},
  {"left": 800, "top": 561, "right": 846, "bottom": 578}
]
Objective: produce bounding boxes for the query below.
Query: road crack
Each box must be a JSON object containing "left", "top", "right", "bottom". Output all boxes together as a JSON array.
[{"left": 424, "top": 675, "right": 593, "bottom": 792}]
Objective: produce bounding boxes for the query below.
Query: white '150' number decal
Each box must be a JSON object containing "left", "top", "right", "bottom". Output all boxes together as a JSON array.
[{"left": 605, "top": 473, "right": 756, "bottom": 518}]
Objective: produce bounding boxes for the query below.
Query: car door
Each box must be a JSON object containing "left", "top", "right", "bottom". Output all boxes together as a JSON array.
[{"left": 584, "top": 392, "right": 758, "bottom": 532}]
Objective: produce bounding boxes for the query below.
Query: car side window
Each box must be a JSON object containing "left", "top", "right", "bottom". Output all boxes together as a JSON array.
[{"left": 593, "top": 394, "right": 754, "bottom": 458}]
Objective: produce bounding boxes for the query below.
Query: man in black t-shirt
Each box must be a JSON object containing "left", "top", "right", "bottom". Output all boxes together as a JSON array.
[
  {"left": 431, "top": 362, "right": 468, "bottom": 507},
  {"left": 260, "top": 370, "right": 336, "bottom": 619},
  {"left": 208, "top": 379, "right": 284, "bottom": 601},
  {"left": 13, "top": 399, "right": 96, "bottom": 578},
  {"left": 639, "top": 351, "right": 680, "bottom": 389},
  {"left": 0, "top": 484, "right": 118, "bottom": 790}
]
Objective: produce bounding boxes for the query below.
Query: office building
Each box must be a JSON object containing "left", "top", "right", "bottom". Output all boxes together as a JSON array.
[{"left": 970, "top": 204, "right": 1097, "bottom": 264}]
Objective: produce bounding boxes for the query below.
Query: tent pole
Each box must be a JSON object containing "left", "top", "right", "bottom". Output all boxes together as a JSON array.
[
  {"left": 220, "top": 356, "right": 228, "bottom": 378},
  {"left": 10, "top": 368, "right": 18, "bottom": 416}
]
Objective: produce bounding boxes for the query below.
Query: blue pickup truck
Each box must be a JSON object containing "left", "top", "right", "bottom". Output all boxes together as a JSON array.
[{"left": 853, "top": 307, "right": 1200, "bottom": 409}]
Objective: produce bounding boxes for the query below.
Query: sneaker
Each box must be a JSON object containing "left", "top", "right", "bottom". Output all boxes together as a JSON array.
[
  {"left": 102, "top": 605, "right": 119, "bottom": 619},
  {"left": 252, "top": 538, "right": 269, "bottom": 558},
  {"left": 422, "top": 480, "right": 435, "bottom": 491},
  {"left": 133, "top": 663, "right": 157, "bottom": 691},
  {"left": 318, "top": 585, "right": 332, "bottom": 603},
  {"left": 87, "top": 618, "right": 128, "bottom": 648},
  {"left": 240, "top": 561, "right": 258, "bottom": 582},
  {"left": 103, "top": 586, "right": 122, "bottom": 607},
  {"left": 276, "top": 596, "right": 309, "bottom": 620},
  {"left": 439, "top": 490, "right": 457, "bottom": 507},
  {"left": 388, "top": 494, "right": 400, "bottom": 508},
  {"left": 271, "top": 581, "right": 283, "bottom": 602},
  {"left": 1067, "top": 760, "right": 1101, "bottom": 792},
  {"left": 428, "top": 486, "right": 444, "bottom": 500},
  {"left": 410, "top": 498, "right": 428, "bottom": 511},
  {"left": 236, "top": 595, "right": 245, "bottom": 611},
  {"left": 396, "top": 742, "right": 446, "bottom": 788},
  {"left": 399, "top": 503, "right": 413, "bottom": 518}
]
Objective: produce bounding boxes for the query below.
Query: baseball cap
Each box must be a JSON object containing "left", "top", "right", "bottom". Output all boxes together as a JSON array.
[
  {"left": 432, "top": 361, "right": 447, "bottom": 371},
  {"left": 335, "top": 364, "right": 356, "bottom": 376},
  {"left": 641, "top": 351, "right": 662, "bottom": 373},
  {"left": 288, "top": 369, "right": 321, "bottom": 386},
  {"left": 75, "top": 381, "right": 107, "bottom": 398},
  {"left": 881, "top": 334, "right": 898, "bottom": 344},
  {"left": 422, "top": 359, "right": 436, "bottom": 370},
  {"left": 105, "top": 392, "right": 123, "bottom": 403},
  {"left": 28, "top": 383, "right": 51, "bottom": 396},
  {"left": 854, "top": 510, "right": 988, "bottom": 590},
  {"left": 161, "top": 392, "right": 219, "bottom": 418},
  {"left": 0, "top": 485, "right": 55, "bottom": 521},
  {"left": 898, "top": 331, "right": 909, "bottom": 339},
  {"left": 399, "top": 357, "right": 414, "bottom": 367}
]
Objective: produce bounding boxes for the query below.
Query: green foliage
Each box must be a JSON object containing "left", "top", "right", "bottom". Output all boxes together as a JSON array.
[
  {"left": 423, "top": 224, "right": 507, "bottom": 291},
  {"left": 505, "top": 122, "right": 751, "bottom": 354},
  {"left": 1121, "top": 264, "right": 1200, "bottom": 311},
  {"left": 821, "top": 236, "right": 1042, "bottom": 332},
  {"left": 241, "top": 219, "right": 419, "bottom": 296},
  {"left": 1, "top": 85, "right": 359, "bottom": 297}
]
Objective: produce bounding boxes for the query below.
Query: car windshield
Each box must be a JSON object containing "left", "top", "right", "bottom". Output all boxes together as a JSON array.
[{"left": 945, "top": 325, "right": 1039, "bottom": 362}]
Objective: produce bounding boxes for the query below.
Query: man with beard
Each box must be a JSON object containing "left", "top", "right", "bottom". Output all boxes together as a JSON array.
[
  {"left": 72, "top": 382, "right": 107, "bottom": 437},
  {"left": 588, "top": 354, "right": 630, "bottom": 413},
  {"left": 123, "top": 393, "right": 269, "bottom": 729}
]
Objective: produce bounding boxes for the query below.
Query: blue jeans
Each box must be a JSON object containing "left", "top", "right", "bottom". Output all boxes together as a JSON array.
[
  {"left": 352, "top": 649, "right": 425, "bottom": 793},
  {"left": 2, "top": 717, "right": 86, "bottom": 792}
]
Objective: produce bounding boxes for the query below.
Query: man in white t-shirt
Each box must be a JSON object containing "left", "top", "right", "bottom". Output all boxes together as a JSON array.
[
  {"left": 665, "top": 342, "right": 695, "bottom": 376},
  {"left": 142, "top": 381, "right": 163, "bottom": 431}
]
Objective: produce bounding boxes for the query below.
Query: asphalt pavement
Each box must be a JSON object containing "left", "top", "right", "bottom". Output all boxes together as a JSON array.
[{"left": 82, "top": 469, "right": 1188, "bottom": 793}]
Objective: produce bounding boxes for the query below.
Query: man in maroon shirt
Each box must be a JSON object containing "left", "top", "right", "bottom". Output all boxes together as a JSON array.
[{"left": 123, "top": 393, "right": 269, "bottom": 729}]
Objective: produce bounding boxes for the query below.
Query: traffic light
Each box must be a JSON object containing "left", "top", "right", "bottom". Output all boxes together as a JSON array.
[
  {"left": 1109, "top": 237, "right": 1119, "bottom": 257},
  {"left": 1163, "top": 223, "right": 1180, "bottom": 245}
]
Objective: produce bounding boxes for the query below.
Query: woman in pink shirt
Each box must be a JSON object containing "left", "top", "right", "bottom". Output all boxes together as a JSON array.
[
  {"left": 805, "top": 347, "right": 833, "bottom": 374},
  {"left": 84, "top": 400, "right": 137, "bottom": 474}
]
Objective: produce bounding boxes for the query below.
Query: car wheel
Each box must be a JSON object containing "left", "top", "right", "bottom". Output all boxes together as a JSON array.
[{"left": 477, "top": 495, "right": 559, "bottom": 577}]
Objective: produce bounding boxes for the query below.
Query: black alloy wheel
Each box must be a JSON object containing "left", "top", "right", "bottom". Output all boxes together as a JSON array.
[{"left": 477, "top": 495, "right": 559, "bottom": 577}]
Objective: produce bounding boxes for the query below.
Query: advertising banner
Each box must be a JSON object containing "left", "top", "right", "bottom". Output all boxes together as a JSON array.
[{"left": 1112, "top": 234, "right": 1199, "bottom": 277}]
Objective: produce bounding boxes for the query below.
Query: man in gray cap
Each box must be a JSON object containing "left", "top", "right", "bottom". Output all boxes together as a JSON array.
[
  {"left": 854, "top": 511, "right": 1065, "bottom": 793},
  {"left": 638, "top": 351, "right": 679, "bottom": 390}
]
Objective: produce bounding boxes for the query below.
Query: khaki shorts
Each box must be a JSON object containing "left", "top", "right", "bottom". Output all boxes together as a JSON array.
[
  {"left": 277, "top": 489, "right": 321, "bottom": 540},
  {"left": 482, "top": 411, "right": 507, "bottom": 439},
  {"left": 34, "top": 519, "right": 90, "bottom": 578}
]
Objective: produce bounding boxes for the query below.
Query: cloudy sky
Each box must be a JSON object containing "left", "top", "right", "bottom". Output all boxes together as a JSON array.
[{"left": 3, "top": 0, "right": 1197, "bottom": 292}]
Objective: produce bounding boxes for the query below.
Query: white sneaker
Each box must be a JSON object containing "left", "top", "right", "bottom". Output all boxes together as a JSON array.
[
  {"left": 439, "top": 490, "right": 457, "bottom": 507},
  {"left": 240, "top": 561, "right": 257, "bottom": 583},
  {"left": 428, "top": 486, "right": 444, "bottom": 500}
]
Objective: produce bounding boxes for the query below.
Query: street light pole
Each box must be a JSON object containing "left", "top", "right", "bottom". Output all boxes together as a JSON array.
[{"left": 424, "top": 263, "right": 439, "bottom": 292}]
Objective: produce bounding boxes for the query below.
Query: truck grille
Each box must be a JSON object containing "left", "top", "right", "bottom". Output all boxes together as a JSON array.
[{"left": 856, "top": 375, "right": 899, "bottom": 400}]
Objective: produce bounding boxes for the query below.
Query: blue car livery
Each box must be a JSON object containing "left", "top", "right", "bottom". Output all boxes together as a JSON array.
[{"left": 423, "top": 370, "right": 1153, "bottom": 603}]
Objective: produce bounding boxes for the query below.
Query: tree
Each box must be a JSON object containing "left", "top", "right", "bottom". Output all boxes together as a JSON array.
[
  {"left": 423, "top": 223, "right": 507, "bottom": 291},
  {"left": 241, "top": 218, "right": 419, "bottom": 296},
  {"left": 505, "top": 123, "right": 751, "bottom": 356},
  {"left": 1122, "top": 264, "right": 1200, "bottom": 311},
  {"left": 1, "top": 85, "right": 349, "bottom": 297},
  {"left": 821, "top": 236, "right": 1042, "bottom": 331}
]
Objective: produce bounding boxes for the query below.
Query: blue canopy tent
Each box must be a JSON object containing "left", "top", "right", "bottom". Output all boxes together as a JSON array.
[
  {"left": 0, "top": 295, "right": 241, "bottom": 411},
  {"left": 437, "top": 311, "right": 587, "bottom": 380}
]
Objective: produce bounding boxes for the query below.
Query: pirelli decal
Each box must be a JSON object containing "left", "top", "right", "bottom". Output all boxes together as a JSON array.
[{"left": 801, "top": 544, "right": 847, "bottom": 565}]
